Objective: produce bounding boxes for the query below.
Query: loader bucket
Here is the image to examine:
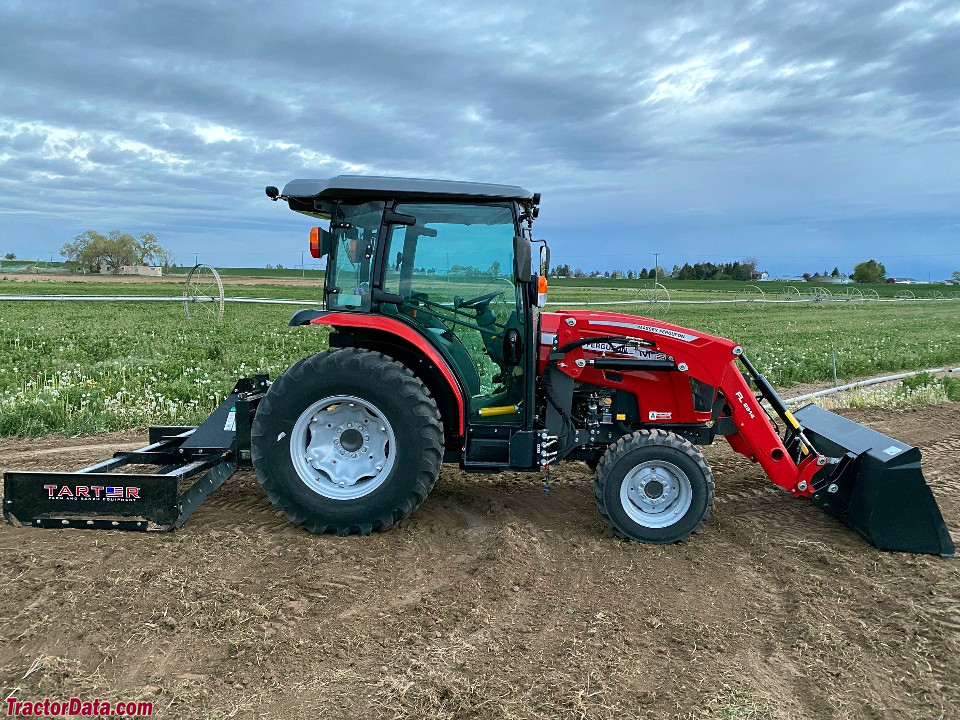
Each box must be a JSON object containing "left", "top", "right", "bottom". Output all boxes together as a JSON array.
[{"left": 793, "top": 404, "right": 955, "bottom": 556}]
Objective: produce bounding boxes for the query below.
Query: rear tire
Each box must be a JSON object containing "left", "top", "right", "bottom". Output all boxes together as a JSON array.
[
  {"left": 251, "top": 348, "right": 444, "bottom": 535},
  {"left": 594, "top": 429, "right": 714, "bottom": 544}
]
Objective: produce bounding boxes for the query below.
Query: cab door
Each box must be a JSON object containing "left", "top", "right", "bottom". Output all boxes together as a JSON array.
[{"left": 379, "top": 202, "right": 526, "bottom": 426}]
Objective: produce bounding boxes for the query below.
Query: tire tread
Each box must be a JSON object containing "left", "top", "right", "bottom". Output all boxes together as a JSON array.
[
  {"left": 594, "top": 429, "right": 715, "bottom": 543},
  {"left": 251, "top": 348, "right": 443, "bottom": 535}
]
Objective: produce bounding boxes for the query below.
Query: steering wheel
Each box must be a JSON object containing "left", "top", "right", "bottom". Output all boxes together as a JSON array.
[{"left": 456, "top": 290, "right": 504, "bottom": 310}]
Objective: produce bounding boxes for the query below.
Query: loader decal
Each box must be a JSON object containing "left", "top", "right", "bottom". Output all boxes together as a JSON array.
[
  {"left": 583, "top": 341, "right": 674, "bottom": 363},
  {"left": 587, "top": 320, "right": 699, "bottom": 342},
  {"left": 734, "top": 391, "right": 756, "bottom": 419}
]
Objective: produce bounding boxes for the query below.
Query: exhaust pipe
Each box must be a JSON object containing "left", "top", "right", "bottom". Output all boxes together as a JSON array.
[{"left": 794, "top": 404, "right": 955, "bottom": 556}]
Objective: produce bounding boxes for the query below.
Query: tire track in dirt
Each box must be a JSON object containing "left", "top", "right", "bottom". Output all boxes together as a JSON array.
[{"left": 0, "top": 442, "right": 143, "bottom": 460}]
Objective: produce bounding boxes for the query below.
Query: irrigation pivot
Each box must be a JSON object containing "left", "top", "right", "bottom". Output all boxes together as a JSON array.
[{"left": 183, "top": 264, "right": 225, "bottom": 322}]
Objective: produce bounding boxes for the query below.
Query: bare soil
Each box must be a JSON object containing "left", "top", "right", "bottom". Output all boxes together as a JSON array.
[{"left": 1, "top": 405, "right": 958, "bottom": 719}]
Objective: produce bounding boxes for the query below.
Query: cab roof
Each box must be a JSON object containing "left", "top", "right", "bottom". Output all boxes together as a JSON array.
[{"left": 281, "top": 175, "right": 534, "bottom": 203}]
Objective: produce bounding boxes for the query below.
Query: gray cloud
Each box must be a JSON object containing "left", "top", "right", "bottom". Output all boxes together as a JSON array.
[{"left": 0, "top": 0, "right": 958, "bottom": 275}]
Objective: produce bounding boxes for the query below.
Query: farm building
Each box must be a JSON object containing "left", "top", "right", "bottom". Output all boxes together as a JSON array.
[{"left": 119, "top": 265, "right": 163, "bottom": 276}]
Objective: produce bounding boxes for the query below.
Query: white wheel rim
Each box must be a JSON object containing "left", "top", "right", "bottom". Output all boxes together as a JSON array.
[
  {"left": 619, "top": 460, "right": 693, "bottom": 528},
  {"left": 289, "top": 395, "right": 396, "bottom": 500}
]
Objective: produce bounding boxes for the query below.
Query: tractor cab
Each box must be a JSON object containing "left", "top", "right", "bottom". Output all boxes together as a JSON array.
[{"left": 271, "top": 176, "right": 547, "bottom": 463}]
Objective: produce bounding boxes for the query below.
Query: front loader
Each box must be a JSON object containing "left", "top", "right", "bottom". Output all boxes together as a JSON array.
[{"left": 4, "top": 176, "right": 955, "bottom": 555}]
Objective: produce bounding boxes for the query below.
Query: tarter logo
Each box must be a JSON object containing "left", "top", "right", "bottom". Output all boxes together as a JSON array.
[
  {"left": 43, "top": 485, "right": 140, "bottom": 500},
  {"left": 734, "top": 391, "right": 756, "bottom": 419}
]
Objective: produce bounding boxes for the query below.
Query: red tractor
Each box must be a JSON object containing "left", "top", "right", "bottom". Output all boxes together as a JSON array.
[
  {"left": 4, "top": 176, "right": 953, "bottom": 555},
  {"left": 248, "top": 176, "right": 951, "bottom": 554}
]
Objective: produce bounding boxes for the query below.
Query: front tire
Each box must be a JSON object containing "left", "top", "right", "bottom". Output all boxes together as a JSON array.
[
  {"left": 594, "top": 429, "right": 714, "bottom": 544},
  {"left": 251, "top": 348, "right": 444, "bottom": 535}
]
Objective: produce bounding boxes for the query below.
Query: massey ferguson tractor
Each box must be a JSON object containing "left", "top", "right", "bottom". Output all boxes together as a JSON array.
[{"left": 3, "top": 176, "right": 954, "bottom": 556}]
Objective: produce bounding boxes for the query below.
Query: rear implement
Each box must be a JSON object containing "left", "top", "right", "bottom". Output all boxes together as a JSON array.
[{"left": 3, "top": 377, "right": 268, "bottom": 531}]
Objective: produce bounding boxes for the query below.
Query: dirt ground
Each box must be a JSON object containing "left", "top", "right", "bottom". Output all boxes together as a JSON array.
[{"left": 1, "top": 405, "right": 958, "bottom": 719}]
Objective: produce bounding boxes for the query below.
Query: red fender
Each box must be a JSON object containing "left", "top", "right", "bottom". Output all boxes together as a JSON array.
[{"left": 309, "top": 312, "right": 465, "bottom": 433}]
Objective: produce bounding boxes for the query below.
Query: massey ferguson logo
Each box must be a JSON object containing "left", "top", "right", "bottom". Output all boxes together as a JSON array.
[
  {"left": 43, "top": 485, "right": 140, "bottom": 501},
  {"left": 734, "top": 391, "right": 756, "bottom": 419}
]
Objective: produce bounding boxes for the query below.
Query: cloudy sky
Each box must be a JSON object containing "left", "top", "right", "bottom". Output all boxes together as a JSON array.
[{"left": 1, "top": 0, "right": 959, "bottom": 278}]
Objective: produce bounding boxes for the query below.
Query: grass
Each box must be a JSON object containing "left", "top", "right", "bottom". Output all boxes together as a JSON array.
[
  {"left": 548, "top": 276, "right": 957, "bottom": 299},
  {"left": 0, "top": 302, "right": 326, "bottom": 436},
  {"left": 815, "top": 372, "right": 960, "bottom": 410},
  {"left": 0, "top": 277, "right": 958, "bottom": 436}
]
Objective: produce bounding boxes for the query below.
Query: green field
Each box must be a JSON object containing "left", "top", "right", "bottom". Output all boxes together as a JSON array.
[{"left": 1, "top": 277, "right": 958, "bottom": 436}]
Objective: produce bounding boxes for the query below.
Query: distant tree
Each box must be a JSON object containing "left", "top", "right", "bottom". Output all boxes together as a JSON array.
[
  {"left": 573, "top": 267, "right": 586, "bottom": 278},
  {"left": 610, "top": 269, "right": 624, "bottom": 279},
  {"left": 157, "top": 248, "right": 175, "bottom": 271},
  {"left": 487, "top": 260, "right": 501, "bottom": 277},
  {"left": 952, "top": 270, "right": 960, "bottom": 281},
  {"left": 3, "top": 252, "right": 14, "bottom": 260},
  {"left": 627, "top": 269, "right": 635, "bottom": 280},
  {"left": 831, "top": 267, "right": 840, "bottom": 277},
  {"left": 639, "top": 267, "right": 648, "bottom": 278},
  {"left": 135, "top": 232, "right": 161, "bottom": 264},
  {"left": 852, "top": 259, "right": 886, "bottom": 283},
  {"left": 276, "top": 264, "right": 284, "bottom": 270},
  {"left": 802, "top": 273, "right": 812, "bottom": 281},
  {"left": 60, "top": 230, "right": 168, "bottom": 273},
  {"left": 677, "top": 263, "right": 695, "bottom": 280},
  {"left": 265, "top": 264, "right": 274, "bottom": 269}
]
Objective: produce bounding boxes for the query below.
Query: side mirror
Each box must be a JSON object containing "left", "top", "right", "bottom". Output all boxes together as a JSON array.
[
  {"left": 537, "top": 241, "right": 550, "bottom": 277},
  {"left": 513, "top": 235, "right": 532, "bottom": 281},
  {"left": 265, "top": 186, "right": 280, "bottom": 200}
]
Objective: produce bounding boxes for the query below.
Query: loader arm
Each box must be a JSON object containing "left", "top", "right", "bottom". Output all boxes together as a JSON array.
[
  {"left": 547, "top": 311, "right": 822, "bottom": 497},
  {"left": 545, "top": 310, "right": 954, "bottom": 555}
]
